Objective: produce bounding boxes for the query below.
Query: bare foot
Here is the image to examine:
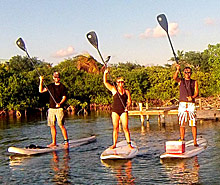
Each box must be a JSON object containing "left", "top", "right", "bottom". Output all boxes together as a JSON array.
[
  {"left": 109, "top": 145, "right": 116, "bottom": 149},
  {"left": 64, "top": 142, "right": 69, "bottom": 149},
  {"left": 47, "top": 143, "right": 57, "bottom": 148}
]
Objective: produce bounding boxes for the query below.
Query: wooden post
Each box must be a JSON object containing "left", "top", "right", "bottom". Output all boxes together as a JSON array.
[
  {"left": 141, "top": 122, "right": 145, "bottom": 133},
  {"left": 146, "top": 121, "right": 150, "bottom": 128},
  {"left": 199, "top": 98, "right": 202, "bottom": 110},
  {"left": 139, "top": 102, "right": 143, "bottom": 110},
  {"left": 161, "top": 114, "right": 165, "bottom": 123},
  {"left": 146, "top": 101, "right": 149, "bottom": 121},
  {"left": 139, "top": 102, "right": 145, "bottom": 124},
  {"left": 158, "top": 114, "right": 165, "bottom": 125},
  {"left": 146, "top": 101, "right": 149, "bottom": 110},
  {"left": 158, "top": 114, "right": 161, "bottom": 123}
]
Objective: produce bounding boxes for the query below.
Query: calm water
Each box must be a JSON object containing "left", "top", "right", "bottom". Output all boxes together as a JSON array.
[{"left": 0, "top": 111, "right": 220, "bottom": 184}]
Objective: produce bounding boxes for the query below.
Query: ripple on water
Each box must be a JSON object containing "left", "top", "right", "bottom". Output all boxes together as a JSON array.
[{"left": 1, "top": 113, "right": 220, "bottom": 184}]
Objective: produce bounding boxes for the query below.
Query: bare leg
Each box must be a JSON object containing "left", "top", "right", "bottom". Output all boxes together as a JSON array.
[
  {"left": 192, "top": 126, "right": 198, "bottom": 146},
  {"left": 60, "top": 125, "right": 68, "bottom": 141},
  {"left": 111, "top": 112, "right": 120, "bottom": 149},
  {"left": 60, "top": 125, "right": 69, "bottom": 148},
  {"left": 180, "top": 126, "right": 185, "bottom": 141},
  {"left": 121, "top": 112, "right": 133, "bottom": 149},
  {"left": 48, "top": 125, "right": 57, "bottom": 147}
]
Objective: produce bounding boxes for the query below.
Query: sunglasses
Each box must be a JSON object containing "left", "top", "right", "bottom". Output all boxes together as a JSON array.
[
  {"left": 184, "top": 72, "right": 191, "bottom": 74},
  {"left": 117, "top": 81, "right": 124, "bottom": 83}
]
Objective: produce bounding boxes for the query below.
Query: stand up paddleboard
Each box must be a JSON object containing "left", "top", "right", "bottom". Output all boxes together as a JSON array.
[
  {"left": 160, "top": 137, "right": 207, "bottom": 159},
  {"left": 8, "top": 135, "right": 96, "bottom": 155},
  {"left": 100, "top": 140, "right": 138, "bottom": 160}
]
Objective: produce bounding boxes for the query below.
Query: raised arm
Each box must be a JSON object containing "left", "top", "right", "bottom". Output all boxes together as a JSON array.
[
  {"left": 39, "top": 76, "right": 48, "bottom": 93},
  {"left": 173, "top": 64, "right": 181, "bottom": 83},
  {"left": 103, "top": 68, "right": 115, "bottom": 93}
]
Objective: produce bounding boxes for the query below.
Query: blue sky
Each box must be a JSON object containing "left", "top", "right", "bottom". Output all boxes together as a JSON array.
[{"left": 0, "top": 0, "right": 220, "bottom": 66}]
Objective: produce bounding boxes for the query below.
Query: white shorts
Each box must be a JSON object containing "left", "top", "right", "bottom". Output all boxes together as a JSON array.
[
  {"left": 178, "top": 102, "right": 196, "bottom": 127},
  {"left": 47, "top": 108, "right": 65, "bottom": 126}
]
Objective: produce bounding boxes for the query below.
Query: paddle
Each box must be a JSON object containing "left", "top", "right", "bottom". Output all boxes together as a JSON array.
[
  {"left": 86, "top": 31, "right": 127, "bottom": 110},
  {"left": 157, "top": 14, "right": 190, "bottom": 96},
  {"left": 86, "top": 31, "right": 111, "bottom": 67},
  {"left": 16, "top": 38, "right": 58, "bottom": 104}
]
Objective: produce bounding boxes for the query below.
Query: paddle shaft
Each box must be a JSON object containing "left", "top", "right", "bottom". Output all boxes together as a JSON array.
[
  {"left": 87, "top": 31, "right": 127, "bottom": 110},
  {"left": 24, "top": 50, "right": 58, "bottom": 105},
  {"left": 167, "top": 33, "right": 191, "bottom": 96},
  {"left": 98, "top": 49, "right": 127, "bottom": 110}
]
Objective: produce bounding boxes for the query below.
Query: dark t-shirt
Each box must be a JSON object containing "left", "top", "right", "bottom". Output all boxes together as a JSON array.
[
  {"left": 179, "top": 79, "right": 195, "bottom": 103},
  {"left": 47, "top": 83, "right": 67, "bottom": 108}
]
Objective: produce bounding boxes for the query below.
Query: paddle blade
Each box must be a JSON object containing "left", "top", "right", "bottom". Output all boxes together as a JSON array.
[
  {"left": 105, "top": 56, "right": 111, "bottom": 63},
  {"left": 86, "top": 31, "right": 98, "bottom": 49},
  {"left": 16, "top": 38, "right": 26, "bottom": 52},
  {"left": 157, "top": 14, "right": 168, "bottom": 33}
]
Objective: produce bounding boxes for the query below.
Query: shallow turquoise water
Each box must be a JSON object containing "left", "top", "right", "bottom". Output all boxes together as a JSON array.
[{"left": 0, "top": 111, "right": 220, "bottom": 184}]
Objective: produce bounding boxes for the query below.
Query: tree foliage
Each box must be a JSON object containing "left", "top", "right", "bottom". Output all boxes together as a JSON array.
[{"left": 1, "top": 43, "right": 220, "bottom": 112}]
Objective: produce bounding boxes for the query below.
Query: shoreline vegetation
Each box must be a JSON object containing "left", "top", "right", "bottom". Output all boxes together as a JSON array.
[
  {"left": 1, "top": 96, "right": 219, "bottom": 119},
  {"left": 1, "top": 43, "right": 220, "bottom": 118}
]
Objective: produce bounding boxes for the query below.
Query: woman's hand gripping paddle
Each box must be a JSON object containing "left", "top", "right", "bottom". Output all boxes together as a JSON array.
[{"left": 86, "top": 31, "right": 126, "bottom": 110}]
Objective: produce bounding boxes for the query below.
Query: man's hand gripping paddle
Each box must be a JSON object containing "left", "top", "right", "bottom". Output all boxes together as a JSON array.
[{"left": 157, "top": 14, "right": 190, "bottom": 97}]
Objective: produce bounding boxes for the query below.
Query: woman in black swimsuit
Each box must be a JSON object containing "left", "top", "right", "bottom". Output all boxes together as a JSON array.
[{"left": 103, "top": 68, "right": 133, "bottom": 149}]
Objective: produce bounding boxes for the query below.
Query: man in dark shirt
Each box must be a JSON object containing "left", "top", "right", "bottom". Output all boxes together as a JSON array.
[
  {"left": 173, "top": 64, "right": 199, "bottom": 146},
  {"left": 39, "top": 72, "right": 69, "bottom": 148}
]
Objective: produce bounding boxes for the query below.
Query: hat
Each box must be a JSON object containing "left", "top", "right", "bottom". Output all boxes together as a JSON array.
[{"left": 53, "top": 72, "right": 60, "bottom": 78}]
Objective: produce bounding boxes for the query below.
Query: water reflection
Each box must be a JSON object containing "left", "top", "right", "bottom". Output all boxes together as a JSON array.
[
  {"left": 160, "top": 156, "right": 200, "bottom": 184},
  {"left": 101, "top": 159, "right": 135, "bottom": 184},
  {"left": 9, "top": 150, "right": 71, "bottom": 184},
  {"left": 3, "top": 113, "right": 220, "bottom": 184},
  {"left": 140, "top": 121, "right": 151, "bottom": 134},
  {"left": 0, "top": 112, "right": 47, "bottom": 130},
  {"left": 9, "top": 154, "right": 32, "bottom": 167},
  {"left": 50, "top": 150, "right": 71, "bottom": 184}
]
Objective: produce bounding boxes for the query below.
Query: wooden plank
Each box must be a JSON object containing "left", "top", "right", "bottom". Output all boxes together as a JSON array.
[
  {"left": 129, "top": 109, "right": 220, "bottom": 120},
  {"left": 128, "top": 109, "right": 178, "bottom": 116}
]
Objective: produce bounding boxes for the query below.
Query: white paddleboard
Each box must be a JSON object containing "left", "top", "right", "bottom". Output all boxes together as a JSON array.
[
  {"left": 8, "top": 135, "right": 96, "bottom": 155},
  {"left": 100, "top": 140, "right": 138, "bottom": 160},
  {"left": 160, "top": 137, "right": 207, "bottom": 159}
]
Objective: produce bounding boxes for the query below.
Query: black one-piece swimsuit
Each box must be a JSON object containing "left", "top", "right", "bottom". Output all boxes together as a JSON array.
[{"left": 112, "top": 93, "right": 128, "bottom": 116}]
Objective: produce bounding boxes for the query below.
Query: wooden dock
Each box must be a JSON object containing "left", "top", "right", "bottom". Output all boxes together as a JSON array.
[
  {"left": 128, "top": 109, "right": 178, "bottom": 116},
  {"left": 128, "top": 103, "right": 220, "bottom": 124},
  {"left": 128, "top": 108, "right": 178, "bottom": 124}
]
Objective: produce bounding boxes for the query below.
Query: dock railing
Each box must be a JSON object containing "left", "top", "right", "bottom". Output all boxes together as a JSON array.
[
  {"left": 128, "top": 102, "right": 178, "bottom": 124},
  {"left": 128, "top": 99, "right": 220, "bottom": 124}
]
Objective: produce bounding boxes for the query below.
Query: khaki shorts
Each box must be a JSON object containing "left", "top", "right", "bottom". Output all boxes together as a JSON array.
[
  {"left": 47, "top": 108, "right": 65, "bottom": 126},
  {"left": 178, "top": 102, "right": 196, "bottom": 127}
]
